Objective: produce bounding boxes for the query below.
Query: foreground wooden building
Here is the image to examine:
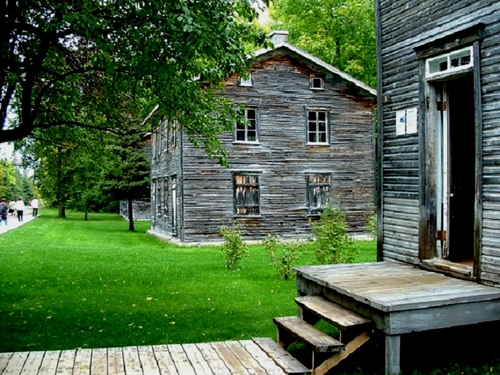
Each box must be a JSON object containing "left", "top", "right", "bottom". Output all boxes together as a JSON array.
[
  {"left": 149, "top": 31, "right": 376, "bottom": 244},
  {"left": 263, "top": 2, "right": 500, "bottom": 375}
]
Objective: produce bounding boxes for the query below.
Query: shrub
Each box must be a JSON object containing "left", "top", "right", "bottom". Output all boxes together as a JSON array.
[
  {"left": 219, "top": 223, "right": 249, "bottom": 270},
  {"left": 309, "top": 204, "right": 357, "bottom": 264},
  {"left": 263, "top": 234, "right": 303, "bottom": 280},
  {"left": 367, "top": 211, "right": 377, "bottom": 238}
]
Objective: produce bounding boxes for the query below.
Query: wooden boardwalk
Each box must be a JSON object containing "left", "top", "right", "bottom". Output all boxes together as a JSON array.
[{"left": 0, "top": 339, "right": 295, "bottom": 375}]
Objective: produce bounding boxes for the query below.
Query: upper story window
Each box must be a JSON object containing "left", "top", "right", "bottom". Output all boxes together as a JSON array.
[
  {"left": 233, "top": 173, "right": 260, "bottom": 216},
  {"left": 307, "top": 173, "right": 332, "bottom": 215},
  {"left": 239, "top": 73, "right": 253, "bottom": 87},
  {"left": 235, "top": 108, "right": 258, "bottom": 143},
  {"left": 310, "top": 75, "right": 325, "bottom": 90},
  {"left": 426, "top": 46, "right": 473, "bottom": 79},
  {"left": 307, "top": 110, "right": 329, "bottom": 144}
]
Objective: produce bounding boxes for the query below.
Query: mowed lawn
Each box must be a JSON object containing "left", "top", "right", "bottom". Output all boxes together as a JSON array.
[{"left": 0, "top": 210, "right": 376, "bottom": 354}]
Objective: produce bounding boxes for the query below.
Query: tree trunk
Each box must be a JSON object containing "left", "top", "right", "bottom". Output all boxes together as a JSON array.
[
  {"left": 58, "top": 202, "right": 66, "bottom": 218},
  {"left": 128, "top": 198, "right": 135, "bottom": 231},
  {"left": 85, "top": 212, "right": 88, "bottom": 221}
]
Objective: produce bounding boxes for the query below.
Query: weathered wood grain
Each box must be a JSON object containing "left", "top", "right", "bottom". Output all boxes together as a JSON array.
[
  {"left": 250, "top": 338, "right": 306, "bottom": 375},
  {"left": 274, "top": 316, "right": 344, "bottom": 353}
]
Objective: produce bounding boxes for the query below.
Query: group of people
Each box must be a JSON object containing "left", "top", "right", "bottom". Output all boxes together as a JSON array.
[{"left": 0, "top": 196, "right": 39, "bottom": 226}]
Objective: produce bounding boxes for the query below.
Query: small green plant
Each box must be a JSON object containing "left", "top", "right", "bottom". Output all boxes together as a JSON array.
[
  {"left": 219, "top": 223, "right": 249, "bottom": 270},
  {"left": 309, "top": 203, "right": 357, "bottom": 264},
  {"left": 367, "top": 211, "right": 377, "bottom": 238},
  {"left": 263, "top": 234, "right": 303, "bottom": 280}
]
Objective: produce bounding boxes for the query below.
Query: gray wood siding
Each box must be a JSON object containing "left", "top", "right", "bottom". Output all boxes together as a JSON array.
[
  {"left": 179, "top": 54, "right": 375, "bottom": 243},
  {"left": 377, "top": 0, "right": 500, "bottom": 284}
]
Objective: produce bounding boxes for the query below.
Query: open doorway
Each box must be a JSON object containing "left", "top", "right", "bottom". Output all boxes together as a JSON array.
[{"left": 436, "top": 75, "right": 475, "bottom": 264}]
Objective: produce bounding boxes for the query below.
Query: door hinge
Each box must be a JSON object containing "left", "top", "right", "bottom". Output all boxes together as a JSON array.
[
  {"left": 437, "top": 101, "right": 447, "bottom": 111},
  {"left": 437, "top": 230, "right": 447, "bottom": 241}
]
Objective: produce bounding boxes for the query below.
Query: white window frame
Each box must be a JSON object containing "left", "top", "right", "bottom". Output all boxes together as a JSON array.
[
  {"left": 310, "top": 75, "right": 325, "bottom": 90},
  {"left": 235, "top": 108, "right": 258, "bottom": 143},
  {"left": 426, "top": 46, "right": 473, "bottom": 79},
  {"left": 307, "top": 110, "right": 329, "bottom": 145},
  {"left": 239, "top": 73, "right": 253, "bottom": 87}
]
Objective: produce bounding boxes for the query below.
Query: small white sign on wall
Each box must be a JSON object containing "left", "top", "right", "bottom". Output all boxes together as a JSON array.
[
  {"left": 396, "top": 110, "right": 406, "bottom": 135},
  {"left": 406, "top": 107, "right": 418, "bottom": 134},
  {"left": 395, "top": 108, "right": 418, "bottom": 135}
]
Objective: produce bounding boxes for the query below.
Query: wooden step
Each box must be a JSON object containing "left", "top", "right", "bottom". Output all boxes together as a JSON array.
[
  {"left": 252, "top": 337, "right": 311, "bottom": 375},
  {"left": 295, "top": 295, "right": 371, "bottom": 331},
  {"left": 273, "top": 316, "right": 344, "bottom": 353}
]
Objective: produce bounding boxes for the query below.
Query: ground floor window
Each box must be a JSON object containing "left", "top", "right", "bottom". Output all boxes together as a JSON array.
[
  {"left": 307, "top": 173, "right": 332, "bottom": 214},
  {"left": 233, "top": 173, "right": 260, "bottom": 216}
]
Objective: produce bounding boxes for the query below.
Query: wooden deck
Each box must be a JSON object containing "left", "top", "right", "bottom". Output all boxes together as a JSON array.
[
  {"left": 294, "top": 261, "right": 500, "bottom": 374},
  {"left": 0, "top": 339, "right": 296, "bottom": 375}
]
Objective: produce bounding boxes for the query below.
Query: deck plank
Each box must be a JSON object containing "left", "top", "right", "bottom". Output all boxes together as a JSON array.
[
  {"left": 181, "top": 343, "right": 214, "bottom": 375},
  {"left": 195, "top": 343, "right": 232, "bottom": 375},
  {"left": 72, "top": 349, "right": 91, "bottom": 375},
  {"left": 224, "top": 341, "right": 266, "bottom": 375},
  {"left": 211, "top": 341, "right": 252, "bottom": 375},
  {"left": 56, "top": 350, "right": 76, "bottom": 374},
  {"left": 20, "top": 352, "right": 44, "bottom": 375},
  {"left": 89, "top": 348, "right": 107, "bottom": 375},
  {"left": 249, "top": 338, "right": 305, "bottom": 375},
  {"left": 0, "top": 353, "right": 13, "bottom": 374},
  {"left": 39, "top": 350, "right": 60, "bottom": 375},
  {"left": 107, "top": 347, "right": 124, "bottom": 375},
  {"left": 151, "top": 345, "right": 179, "bottom": 375},
  {"left": 0, "top": 340, "right": 300, "bottom": 375},
  {"left": 137, "top": 346, "right": 161, "bottom": 375},
  {"left": 2, "top": 352, "right": 29, "bottom": 375},
  {"left": 122, "top": 346, "right": 142, "bottom": 375},
  {"left": 167, "top": 344, "right": 196, "bottom": 375}
]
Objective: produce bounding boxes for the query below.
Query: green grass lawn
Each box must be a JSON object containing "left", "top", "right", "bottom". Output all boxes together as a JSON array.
[
  {"left": 1, "top": 210, "right": 498, "bottom": 375},
  {"left": 0, "top": 210, "right": 375, "bottom": 354}
]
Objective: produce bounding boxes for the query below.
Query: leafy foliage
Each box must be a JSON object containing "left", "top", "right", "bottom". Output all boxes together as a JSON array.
[
  {"left": 270, "top": 0, "right": 376, "bottom": 87},
  {"left": 2, "top": 0, "right": 267, "bottom": 164},
  {"left": 219, "top": 223, "right": 249, "bottom": 270},
  {"left": 0, "top": 159, "right": 35, "bottom": 201},
  {"left": 18, "top": 126, "right": 107, "bottom": 218},
  {"left": 367, "top": 211, "right": 377, "bottom": 238},
  {"left": 309, "top": 203, "right": 357, "bottom": 264},
  {"left": 100, "top": 131, "right": 151, "bottom": 230},
  {"left": 263, "top": 234, "right": 304, "bottom": 280}
]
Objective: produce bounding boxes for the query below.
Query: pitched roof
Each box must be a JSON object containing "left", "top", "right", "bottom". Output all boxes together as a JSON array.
[{"left": 250, "top": 40, "right": 377, "bottom": 98}]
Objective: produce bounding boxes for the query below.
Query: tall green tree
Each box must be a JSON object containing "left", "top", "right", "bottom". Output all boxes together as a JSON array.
[
  {"left": 270, "top": 0, "right": 376, "bottom": 87},
  {"left": 2, "top": 0, "right": 267, "bottom": 164},
  {"left": 20, "top": 126, "right": 106, "bottom": 218},
  {"left": 101, "top": 130, "right": 151, "bottom": 231}
]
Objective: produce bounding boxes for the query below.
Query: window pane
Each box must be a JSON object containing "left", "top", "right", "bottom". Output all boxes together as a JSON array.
[
  {"left": 308, "top": 174, "right": 332, "bottom": 213},
  {"left": 236, "top": 130, "right": 246, "bottom": 141},
  {"left": 234, "top": 174, "right": 260, "bottom": 215}
]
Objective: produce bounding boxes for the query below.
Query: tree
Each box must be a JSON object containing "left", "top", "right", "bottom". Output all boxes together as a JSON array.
[
  {"left": 18, "top": 125, "right": 107, "bottom": 218},
  {"left": 270, "top": 0, "right": 377, "bottom": 87},
  {"left": 101, "top": 129, "right": 151, "bottom": 231},
  {"left": 2, "top": 0, "right": 267, "bottom": 164}
]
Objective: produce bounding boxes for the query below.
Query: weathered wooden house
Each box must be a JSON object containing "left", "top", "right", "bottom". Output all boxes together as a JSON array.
[
  {"left": 149, "top": 31, "right": 376, "bottom": 244},
  {"left": 262, "top": 3, "right": 500, "bottom": 375}
]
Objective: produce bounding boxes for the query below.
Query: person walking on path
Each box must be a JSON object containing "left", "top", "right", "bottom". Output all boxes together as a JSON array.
[
  {"left": 15, "top": 196, "right": 25, "bottom": 222},
  {"left": 0, "top": 198, "right": 8, "bottom": 226},
  {"left": 8, "top": 200, "right": 15, "bottom": 216},
  {"left": 31, "top": 197, "right": 39, "bottom": 217}
]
